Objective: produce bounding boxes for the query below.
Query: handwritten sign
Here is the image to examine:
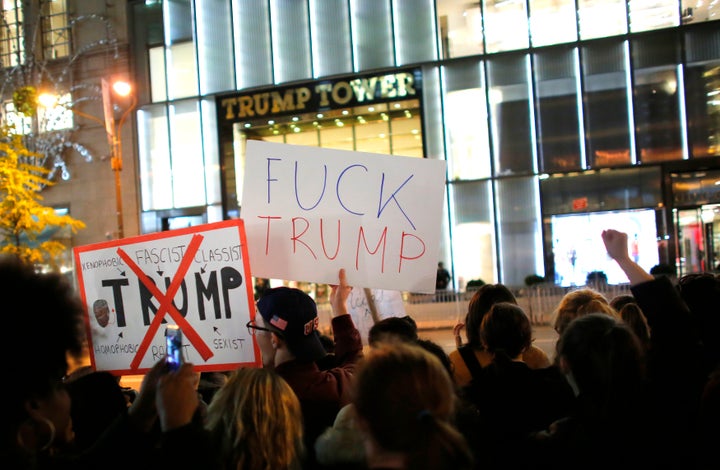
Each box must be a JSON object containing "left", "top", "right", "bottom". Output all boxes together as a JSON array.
[
  {"left": 241, "top": 141, "right": 446, "bottom": 293},
  {"left": 73, "top": 220, "right": 260, "bottom": 375},
  {"left": 346, "top": 288, "right": 407, "bottom": 345}
]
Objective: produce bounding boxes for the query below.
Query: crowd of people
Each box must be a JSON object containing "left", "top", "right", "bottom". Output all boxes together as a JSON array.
[{"left": 3, "top": 228, "right": 718, "bottom": 469}]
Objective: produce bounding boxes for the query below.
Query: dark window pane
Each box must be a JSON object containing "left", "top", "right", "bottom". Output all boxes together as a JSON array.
[
  {"left": 487, "top": 54, "right": 534, "bottom": 175},
  {"left": 632, "top": 32, "right": 683, "bottom": 163},
  {"left": 534, "top": 47, "right": 582, "bottom": 173},
  {"left": 684, "top": 24, "right": 720, "bottom": 158},
  {"left": 582, "top": 40, "right": 632, "bottom": 167}
]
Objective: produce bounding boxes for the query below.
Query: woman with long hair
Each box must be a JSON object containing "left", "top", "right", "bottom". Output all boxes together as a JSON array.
[{"left": 205, "top": 367, "right": 304, "bottom": 470}]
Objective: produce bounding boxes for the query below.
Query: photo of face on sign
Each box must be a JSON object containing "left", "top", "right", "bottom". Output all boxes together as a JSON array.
[{"left": 93, "top": 299, "right": 112, "bottom": 328}]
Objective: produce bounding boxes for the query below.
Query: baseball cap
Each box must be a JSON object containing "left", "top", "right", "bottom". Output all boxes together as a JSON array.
[{"left": 256, "top": 286, "right": 327, "bottom": 362}]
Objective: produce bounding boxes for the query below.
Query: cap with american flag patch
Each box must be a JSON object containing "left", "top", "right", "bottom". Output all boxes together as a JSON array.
[{"left": 256, "top": 286, "right": 326, "bottom": 362}]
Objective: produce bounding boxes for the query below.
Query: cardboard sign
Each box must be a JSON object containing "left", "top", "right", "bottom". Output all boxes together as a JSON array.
[
  {"left": 241, "top": 140, "right": 446, "bottom": 293},
  {"left": 73, "top": 220, "right": 260, "bottom": 375},
  {"left": 346, "top": 288, "right": 407, "bottom": 345}
]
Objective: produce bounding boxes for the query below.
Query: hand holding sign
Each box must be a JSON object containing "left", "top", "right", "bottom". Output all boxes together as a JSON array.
[
  {"left": 241, "top": 141, "right": 446, "bottom": 293},
  {"left": 74, "top": 220, "right": 259, "bottom": 374}
]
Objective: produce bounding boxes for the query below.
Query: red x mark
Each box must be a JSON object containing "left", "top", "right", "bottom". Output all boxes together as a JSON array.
[{"left": 117, "top": 233, "right": 213, "bottom": 370}]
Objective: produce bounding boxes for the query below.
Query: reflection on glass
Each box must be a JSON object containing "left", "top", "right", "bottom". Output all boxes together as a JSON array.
[
  {"left": 483, "top": 0, "right": 529, "bottom": 53},
  {"left": 685, "top": 64, "right": 720, "bottom": 157},
  {"left": 684, "top": 25, "right": 720, "bottom": 157},
  {"left": 167, "top": 42, "right": 199, "bottom": 100},
  {"left": 170, "top": 100, "right": 206, "bottom": 208},
  {"left": 495, "top": 176, "right": 543, "bottom": 286},
  {"left": 632, "top": 34, "right": 683, "bottom": 162},
  {"left": 443, "top": 60, "right": 490, "bottom": 180},
  {"left": 628, "top": 0, "right": 679, "bottom": 32},
  {"left": 578, "top": 0, "right": 627, "bottom": 39},
  {"left": 139, "top": 105, "right": 172, "bottom": 211},
  {"left": 582, "top": 41, "right": 633, "bottom": 167},
  {"left": 534, "top": 47, "right": 583, "bottom": 172},
  {"left": 487, "top": 54, "right": 535, "bottom": 175},
  {"left": 437, "top": 0, "right": 484, "bottom": 58},
  {"left": 529, "top": 0, "right": 577, "bottom": 47},
  {"left": 680, "top": 0, "right": 720, "bottom": 24},
  {"left": 449, "top": 180, "right": 497, "bottom": 287}
]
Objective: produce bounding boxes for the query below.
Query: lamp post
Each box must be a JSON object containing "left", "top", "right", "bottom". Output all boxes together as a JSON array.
[{"left": 101, "top": 78, "right": 136, "bottom": 239}]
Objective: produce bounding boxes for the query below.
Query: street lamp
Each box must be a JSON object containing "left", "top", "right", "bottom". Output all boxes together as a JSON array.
[
  {"left": 40, "top": 79, "right": 136, "bottom": 239},
  {"left": 101, "top": 78, "right": 136, "bottom": 239}
]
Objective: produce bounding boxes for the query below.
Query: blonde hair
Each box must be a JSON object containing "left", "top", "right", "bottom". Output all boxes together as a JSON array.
[
  {"left": 552, "top": 288, "right": 618, "bottom": 335},
  {"left": 205, "top": 367, "right": 304, "bottom": 470}
]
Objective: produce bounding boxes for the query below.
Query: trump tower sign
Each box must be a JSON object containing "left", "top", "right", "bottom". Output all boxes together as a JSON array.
[
  {"left": 74, "top": 220, "right": 260, "bottom": 374},
  {"left": 241, "top": 140, "right": 447, "bottom": 293}
]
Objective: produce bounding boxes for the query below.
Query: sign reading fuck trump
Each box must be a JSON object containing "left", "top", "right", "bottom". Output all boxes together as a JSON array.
[
  {"left": 74, "top": 220, "right": 260, "bottom": 374},
  {"left": 241, "top": 141, "right": 446, "bottom": 293}
]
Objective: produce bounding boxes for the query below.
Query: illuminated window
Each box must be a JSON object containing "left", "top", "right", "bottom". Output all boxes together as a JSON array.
[
  {"left": 3, "top": 92, "right": 73, "bottom": 135},
  {"left": 40, "top": 0, "right": 70, "bottom": 60},
  {"left": 0, "top": 1, "right": 69, "bottom": 67},
  {"left": 437, "top": 0, "right": 484, "bottom": 59},
  {"left": 0, "top": 0, "right": 23, "bottom": 68}
]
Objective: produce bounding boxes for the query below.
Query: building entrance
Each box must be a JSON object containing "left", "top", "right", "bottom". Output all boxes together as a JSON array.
[{"left": 674, "top": 204, "right": 720, "bottom": 275}]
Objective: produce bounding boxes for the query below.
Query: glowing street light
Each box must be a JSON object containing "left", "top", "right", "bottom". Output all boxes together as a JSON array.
[
  {"left": 101, "top": 78, "right": 137, "bottom": 239},
  {"left": 38, "top": 78, "right": 136, "bottom": 239}
]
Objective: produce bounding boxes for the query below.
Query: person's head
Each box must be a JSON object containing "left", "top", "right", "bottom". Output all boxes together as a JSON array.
[
  {"left": 465, "top": 283, "right": 517, "bottom": 348},
  {"left": 206, "top": 367, "right": 304, "bottom": 470},
  {"left": 65, "top": 371, "right": 128, "bottom": 452},
  {"left": 2, "top": 255, "right": 86, "bottom": 453},
  {"left": 368, "top": 316, "right": 419, "bottom": 346},
  {"left": 254, "top": 287, "right": 326, "bottom": 367},
  {"left": 677, "top": 272, "right": 720, "bottom": 366},
  {"left": 93, "top": 299, "right": 110, "bottom": 327},
  {"left": 609, "top": 294, "right": 636, "bottom": 312},
  {"left": 557, "top": 313, "right": 645, "bottom": 407},
  {"left": 353, "top": 342, "right": 473, "bottom": 470},
  {"left": 552, "top": 288, "right": 618, "bottom": 336},
  {"left": 618, "top": 303, "right": 651, "bottom": 350},
  {"left": 416, "top": 338, "right": 454, "bottom": 377},
  {"left": 480, "top": 302, "right": 532, "bottom": 361}
]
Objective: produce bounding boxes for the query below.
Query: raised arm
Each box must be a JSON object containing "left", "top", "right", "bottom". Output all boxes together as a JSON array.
[
  {"left": 601, "top": 229, "right": 654, "bottom": 285},
  {"left": 329, "top": 268, "right": 352, "bottom": 317}
]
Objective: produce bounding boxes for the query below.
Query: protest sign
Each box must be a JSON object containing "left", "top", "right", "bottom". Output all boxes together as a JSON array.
[
  {"left": 73, "top": 219, "right": 260, "bottom": 375},
  {"left": 346, "top": 288, "right": 407, "bottom": 345},
  {"left": 241, "top": 140, "right": 446, "bottom": 293}
]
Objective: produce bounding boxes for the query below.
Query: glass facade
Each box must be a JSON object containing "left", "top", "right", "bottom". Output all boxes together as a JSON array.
[{"left": 129, "top": 0, "right": 720, "bottom": 288}]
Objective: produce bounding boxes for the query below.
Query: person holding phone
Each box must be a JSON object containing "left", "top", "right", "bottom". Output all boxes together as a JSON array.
[{"left": 0, "top": 254, "right": 212, "bottom": 470}]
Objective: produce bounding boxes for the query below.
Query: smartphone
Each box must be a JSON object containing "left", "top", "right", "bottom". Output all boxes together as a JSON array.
[{"left": 165, "top": 325, "right": 183, "bottom": 371}]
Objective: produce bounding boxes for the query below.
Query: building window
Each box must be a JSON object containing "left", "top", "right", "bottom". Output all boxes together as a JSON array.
[
  {"left": 3, "top": 92, "right": 72, "bottom": 134},
  {"left": 0, "top": 0, "right": 23, "bottom": 68},
  {"left": 0, "top": 1, "right": 69, "bottom": 68},
  {"left": 40, "top": 0, "right": 70, "bottom": 60}
]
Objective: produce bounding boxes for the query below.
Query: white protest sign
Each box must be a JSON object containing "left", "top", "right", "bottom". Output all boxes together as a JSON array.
[
  {"left": 241, "top": 140, "right": 446, "bottom": 293},
  {"left": 346, "top": 288, "right": 407, "bottom": 345},
  {"left": 73, "top": 220, "right": 261, "bottom": 375}
]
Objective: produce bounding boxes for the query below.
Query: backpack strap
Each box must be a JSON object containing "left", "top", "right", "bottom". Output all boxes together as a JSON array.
[{"left": 458, "top": 344, "right": 484, "bottom": 380}]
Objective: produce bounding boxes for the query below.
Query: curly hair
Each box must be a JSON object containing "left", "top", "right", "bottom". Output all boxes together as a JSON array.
[
  {"left": 3, "top": 255, "right": 86, "bottom": 436},
  {"left": 552, "top": 288, "right": 618, "bottom": 335}
]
